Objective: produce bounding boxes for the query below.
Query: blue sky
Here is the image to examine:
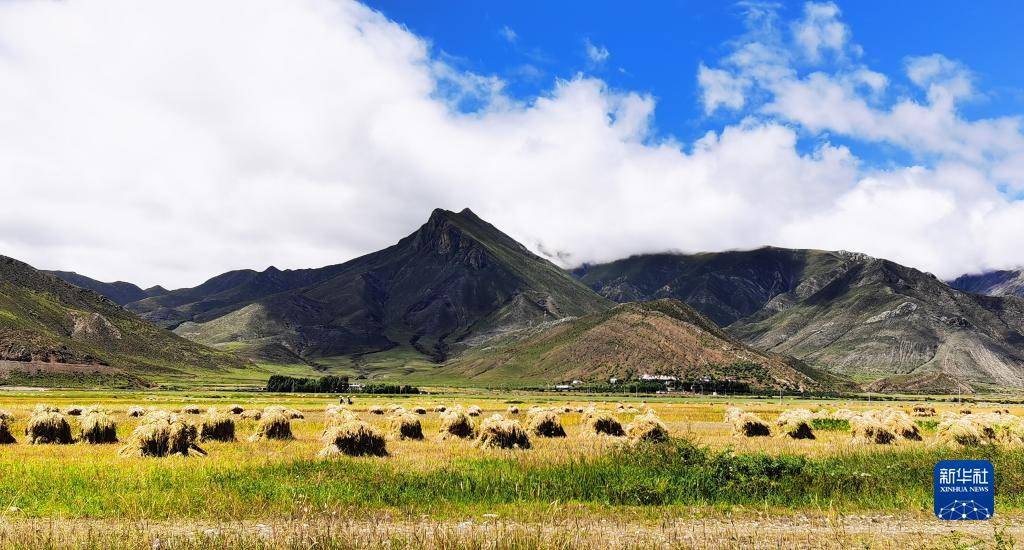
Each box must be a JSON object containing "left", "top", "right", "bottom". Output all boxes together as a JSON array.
[
  {"left": 368, "top": 1, "right": 1024, "bottom": 154},
  {"left": 2, "top": 0, "right": 1023, "bottom": 287}
]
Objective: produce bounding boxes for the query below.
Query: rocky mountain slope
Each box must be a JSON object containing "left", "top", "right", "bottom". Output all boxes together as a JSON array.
[
  {"left": 949, "top": 270, "right": 1024, "bottom": 299},
  {"left": 444, "top": 299, "right": 848, "bottom": 390},
  {"left": 170, "top": 209, "right": 611, "bottom": 362},
  {"left": 576, "top": 248, "right": 1024, "bottom": 390},
  {"left": 0, "top": 256, "right": 249, "bottom": 384}
]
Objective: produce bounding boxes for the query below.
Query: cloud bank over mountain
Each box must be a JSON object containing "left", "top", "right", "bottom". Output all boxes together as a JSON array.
[{"left": 1, "top": 0, "right": 1021, "bottom": 287}]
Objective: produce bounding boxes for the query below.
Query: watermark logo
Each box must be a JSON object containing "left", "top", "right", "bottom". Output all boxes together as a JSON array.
[{"left": 934, "top": 459, "right": 994, "bottom": 520}]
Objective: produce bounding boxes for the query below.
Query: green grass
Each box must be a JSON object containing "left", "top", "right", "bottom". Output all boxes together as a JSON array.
[
  {"left": 2, "top": 439, "right": 1022, "bottom": 520},
  {"left": 811, "top": 418, "right": 850, "bottom": 431}
]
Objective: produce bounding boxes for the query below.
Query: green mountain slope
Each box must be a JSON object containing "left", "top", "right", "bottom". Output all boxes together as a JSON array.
[
  {"left": 0, "top": 255, "right": 250, "bottom": 385},
  {"left": 576, "top": 248, "right": 1024, "bottom": 390},
  {"left": 443, "top": 299, "right": 846, "bottom": 391},
  {"left": 174, "top": 208, "right": 612, "bottom": 362}
]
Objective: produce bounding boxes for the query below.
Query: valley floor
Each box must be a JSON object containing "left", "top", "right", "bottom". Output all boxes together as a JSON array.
[{"left": 0, "top": 390, "right": 1021, "bottom": 548}]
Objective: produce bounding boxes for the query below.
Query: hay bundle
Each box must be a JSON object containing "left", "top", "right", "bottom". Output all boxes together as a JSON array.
[
  {"left": 386, "top": 404, "right": 403, "bottom": 414},
  {"left": 438, "top": 408, "right": 475, "bottom": 440},
  {"left": 830, "top": 408, "right": 858, "bottom": 421},
  {"left": 0, "top": 410, "right": 13, "bottom": 422},
  {"left": 467, "top": 405, "right": 482, "bottom": 417},
  {"left": 368, "top": 405, "right": 384, "bottom": 415},
  {"left": 527, "top": 410, "right": 566, "bottom": 438},
  {"left": 127, "top": 406, "right": 146, "bottom": 418},
  {"left": 389, "top": 413, "right": 424, "bottom": 440},
  {"left": 626, "top": 412, "right": 669, "bottom": 444},
  {"left": 731, "top": 412, "right": 771, "bottom": 437},
  {"left": 119, "top": 414, "right": 205, "bottom": 457},
  {"left": 506, "top": 405, "right": 520, "bottom": 415},
  {"left": 723, "top": 407, "right": 743, "bottom": 424},
  {"left": 226, "top": 404, "right": 244, "bottom": 415},
  {"left": 249, "top": 410, "right": 293, "bottom": 441},
  {"left": 584, "top": 411, "right": 625, "bottom": 437},
  {"left": 775, "top": 409, "right": 816, "bottom": 440},
  {"left": 65, "top": 406, "right": 84, "bottom": 416},
  {"left": 0, "top": 418, "right": 16, "bottom": 444},
  {"left": 199, "top": 409, "right": 236, "bottom": 442},
  {"left": 850, "top": 413, "right": 896, "bottom": 445},
  {"left": 911, "top": 404, "right": 937, "bottom": 417},
  {"left": 476, "top": 414, "right": 531, "bottom": 449},
  {"left": 935, "top": 417, "right": 984, "bottom": 447},
  {"left": 960, "top": 408, "right": 973, "bottom": 415},
  {"left": 181, "top": 405, "right": 201, "bottom": 415},
  {"left": 878, "top": 409, "right": 922, "bottom": 441},
  {"left": 413, "top": 406, "right": 427, "bottom": 415},
  {"left": 240, "top": 409, "right": 262, "bottom": 421},
  {"left": 25, "top": 407, "right": 73, "bottom": 444},
  {"left": 991, "top": 416, "right": 1024, "bottom": 447},
  {"left": 319, "top": 420, "right": 388, "bottom": 457},
  {"left": 433, "top": 405, "right": 447, "bottom": 413},
  {"left": 79, "top": 412, "right": 118, "bottom": 444}
]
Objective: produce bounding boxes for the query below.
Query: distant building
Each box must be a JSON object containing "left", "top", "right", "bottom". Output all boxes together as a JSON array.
[{"left": 639, "top": 374, "right": 678, "bottom": 382}]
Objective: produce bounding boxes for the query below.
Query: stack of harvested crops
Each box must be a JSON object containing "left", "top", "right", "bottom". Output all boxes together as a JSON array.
[
  {"left": 389, "top": 412, "right": 424, "bottom": 440},
  {"left": 226, "top": 404, "right": 245, "bottom": 415},
  {"left": 119, "top": 412, "right": 205, "bottom": 457},
  {"left": 240, "top": 409, "right": 262, "bottom": 421},
  {"left": 775, "top": 409, "right": 816, "bottom": 440},
  {"left": 849, "top": 411, "right": 897, "bottom": 445},
  {"left": 935, "top": 416, "right": 984, "bottom": 447},
  {"left": 467, "top": 405, "right": 482, "bottom": 417},
  {"left": 0, "top": 416, "right": 15, "bottom": 444},
  {"left": 625, "top": 412, "right": 669, "bottom": 444},
  {"left": 368, "top": 405, "right": 384, "bottom": 415},
  {"left": 79, "top": 411, "right": 118, "bottom": 444},
  {"left": 438, "top": 407, "right": 476, "bottom": 440},
  {"left": 199, "top": 408, "right": 236, "bottom": 442},
  {"left": 413, "top": 406, "right": 427, "bottom": 415},
  {"left": 127, "top": 406, "right": 146, "bottom": 417},
  {"left": 583, "top": 410, "right": 624, "bottom": 437},
  {"left": 319, "top": 419, "right": 388, "bottom": 457},
  {"left": 181, "top": 405, "right": 201, "bottom": 415},
  {"left": 877, "top": 408, "right": 922, "bottom": 441},
  {"left": 723, "top": 407, "right": 744, "bottom": 424},
  {"left": 506, "top": 405, "right": 520, "bottom": 415},
  {"left": 476, "top": 414, "right": 530, "bottom": 449},
  {"left": 65, "top": 406, "right": 84, "bottom": 416},
  {"left": 433, "top": 405, "right": 447, "bottom": 413},
  {"left": 25, "top": 405, "right": 73, "bottom": 444},
  {"left": 249, "top": 407, "right": 293, "bottom": 441},
  {"left": 0, "top": 410, "right": 13, "bottom": 422},
  {"left": 527, "top": 409, "right": 566, "bottom": 438},
  {"left": 731, "top": 412, "right": 771, "bottom": 437},
  {"left": 911, "top": 404, "right": 937, "bottom": 417},
  {"left": 830, "top": 408, "right": 858, "bottom": 421}
]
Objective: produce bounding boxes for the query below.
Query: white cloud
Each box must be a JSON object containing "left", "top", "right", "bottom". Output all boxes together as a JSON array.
[
  {"left": 499, "top": 25, "right": 517, "bottom": 44},
  {"left": 697, "top": 64, "right": 749, "bottom": 114},
  {"left": 584, "top": 38, "right": 609, "bottom": 65},
  {"left": 792, "top": 2, "right": 850, "bottom": 63},
  {"left": 0, "top": 0, "right": 1022, "bottom": 290}
]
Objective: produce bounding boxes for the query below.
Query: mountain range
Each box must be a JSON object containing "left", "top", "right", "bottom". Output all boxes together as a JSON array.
[
  {"left": 949, "top": 270, "right": 1024, "bottom": 299},
  {"left": 25, "top": 208, "right": 1024, "bottom": 392},
  {"left": 1, "top": 256, "right": 247, "bottom": 387}
]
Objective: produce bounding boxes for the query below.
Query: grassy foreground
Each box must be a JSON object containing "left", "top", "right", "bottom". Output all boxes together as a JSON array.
[{"left": 2, "top": 440, "right": 1022, "bottom": 519}]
